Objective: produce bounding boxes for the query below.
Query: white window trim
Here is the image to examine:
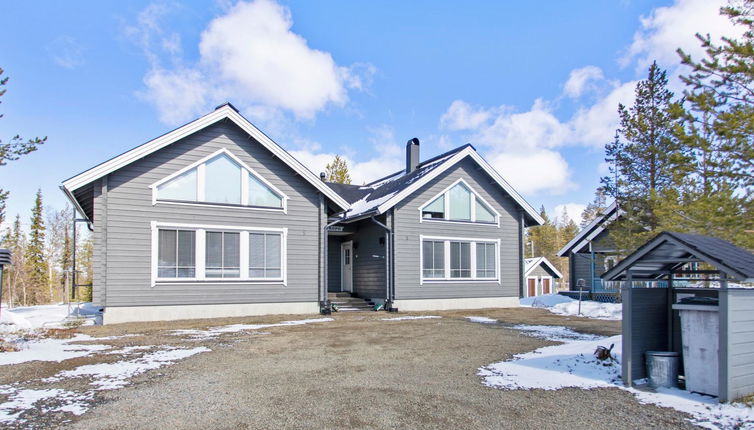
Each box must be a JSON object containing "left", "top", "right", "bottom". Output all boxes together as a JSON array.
[
  {"left": 419, "top": 235, "right": 501, "bottom": 284},
  {"left": 150, "top": 221, "right": 287, "bottom": 287},
  {"left": 149, "top": 147, "right": 289, "bottom": 213},
  {"left": 417, "top": 178, "right": 500, "bottom": 227}
]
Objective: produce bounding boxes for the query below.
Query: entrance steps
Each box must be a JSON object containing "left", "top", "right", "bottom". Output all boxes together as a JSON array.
[{"left": 327, "top": 292, "right": 374, "bottom": 312}]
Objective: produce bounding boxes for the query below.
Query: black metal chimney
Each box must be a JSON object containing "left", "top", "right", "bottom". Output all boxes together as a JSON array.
[{"left": 405, "top": 138, "right": 420, "bottom": 174}]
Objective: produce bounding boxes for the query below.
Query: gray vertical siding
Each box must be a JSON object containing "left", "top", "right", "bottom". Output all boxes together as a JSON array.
[
  {"left": 623, "top": 288, "right": 669, "bottom": 383},
  {"left": 722, "top": 289, "right": 754, "bottom": 401},
  {"left": 350, "top": 219, "right": 387, "bottom": 300},
  {"left": 92, "top": 120, "right": 327, "bottom": 307},
  {"left": 327, "top": 236, "right": 342, "bottom": 292},
  {"left": 392, "top": 157, "right": 522, "bottom": 300}
]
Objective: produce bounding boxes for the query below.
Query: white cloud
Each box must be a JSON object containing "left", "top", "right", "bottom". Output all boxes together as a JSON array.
[
  {"left": 130, "top": 0, "right": 373, "bottom": 124},
  {"left": 48, "top": 36, "right": 84, "bottom": 69},
  {"left": 553, "top": 203, "right": 587, "bottom": 225},
  {"left": 569, "top": 80, "right": 637, "bottom": 147},
  {"left": 623, "top": 0, "right": 740, "bottom": 70},
  {"left": 563, "top": 66, "right": 605, "bottom": 99},
  {"left": 488, "top": 150, "right": 574, "bottom": 195},
  {"left": 439, "top": 100, "right": 494, "bottom": 131}
]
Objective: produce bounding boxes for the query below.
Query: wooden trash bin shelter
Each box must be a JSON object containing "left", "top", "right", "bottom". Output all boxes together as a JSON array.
[{"left": 601, "top": 231, "right": 754, "bottom": 402}]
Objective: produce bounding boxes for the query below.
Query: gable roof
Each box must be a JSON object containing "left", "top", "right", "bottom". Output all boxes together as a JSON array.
[
  {"left": 602, "top": 231, "right": 754, "bottom": 282},
  {"left": 524, "top": 257, "right": 563, "bottom": 278},
  {"left": 557, "top": 201, "right": 620, "bottom": 256},
  {"left": 330, "top": 144, "right": 544, "bottom": 226},
  {"left": 62, "top": 103, "right": 350, "bottom": 212}
]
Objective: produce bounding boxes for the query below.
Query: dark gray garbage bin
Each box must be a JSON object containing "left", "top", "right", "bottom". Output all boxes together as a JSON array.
[{"left": 645, "top": 351, "right": 679, "bottom": 388}]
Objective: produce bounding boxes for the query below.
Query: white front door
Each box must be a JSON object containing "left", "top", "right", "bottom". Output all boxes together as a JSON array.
[{"left": 341, "top": 241, "right": 353, "bottom": 292}]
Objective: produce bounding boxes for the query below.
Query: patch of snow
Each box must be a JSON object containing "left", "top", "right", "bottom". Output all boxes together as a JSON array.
[
  {"left": 0, "top": 388, "right": 68, "bottom": 423},
  {"left": 346, "top": 192, "right": 397, "bottom": 217},
  {"left": 519, "top": 294, "right": 574, "bottom": 308},
  {"left": 0, "top": 334, "right": 112, "bottom": 366},
  {"left": 481, "top": 329, "right": 754, "bottom": 429},
  {"left": 52, "top": 347, "right": 210, "bottom": 390},
  {"left": 381, "top": 315, "right": 442, "bottom": 321},
  {"left": 519, "top": 294, "right": 622, "bottom": 320},
  {"left": 0, "top": 303, "right": 102, "bottom": 333},
  {"left": 170, "top": 317, "right": 334, "bottom": 339},
  {"left": 466, "top": 316, "right": 498, "bottom": 324},
  {"left": 511, "top": 324, "right": 602, "bottom": 342}
]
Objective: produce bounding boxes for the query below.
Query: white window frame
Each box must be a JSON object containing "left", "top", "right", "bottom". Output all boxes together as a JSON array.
[
  {"left": 149, "top": 148, "right": 289, "bottom": 213},
  {"left": 418, "top": 178, "right": 500, "bottom": 227},
  {"left": 419, "top": 235, "right": 500, "bottom": 284},
  {"left": 150, "top": 221, "right": 287, "bottom": 287}
]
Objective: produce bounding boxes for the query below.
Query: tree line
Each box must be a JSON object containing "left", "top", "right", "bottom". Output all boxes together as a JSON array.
[
  {"left": 1, "top": 190, "right": 93, "bottom": 308},
  {"left": 597, "top": 2, "right": 753, "bottom": 252}
]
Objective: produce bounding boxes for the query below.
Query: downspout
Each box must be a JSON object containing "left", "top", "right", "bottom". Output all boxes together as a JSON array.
[
  {"left": 519, "top": 210, "right": 525, "bottom": 299},
  {"left": 321, "top": 209, "right": 350, "bottom": 314},
  {"left": 370, "top": 214, "right": 395, "bottom": 311}
]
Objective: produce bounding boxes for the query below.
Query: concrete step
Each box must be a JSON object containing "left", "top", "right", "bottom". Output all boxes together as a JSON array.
[{"left": 328, "top": 292, "right": 353, "bottom": 298}]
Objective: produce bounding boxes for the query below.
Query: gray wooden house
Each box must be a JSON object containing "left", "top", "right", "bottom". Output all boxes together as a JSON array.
[
  {"left": 62, "top": 103, "right": 543, "bottom": 324},
  {"left": 523, "top": 257, "right": 562, "bottom": 297},
  {"left": 556, "top": 202, "right": 621, "bottom": 293}
]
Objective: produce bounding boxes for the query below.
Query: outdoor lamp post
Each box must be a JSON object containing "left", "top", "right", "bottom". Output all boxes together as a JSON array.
[
  {"left": 576, "top": 278, "right": 586, "bottom": 315},
  {"left": 0, "top": 248, "right": 11, "bottom": 319}
]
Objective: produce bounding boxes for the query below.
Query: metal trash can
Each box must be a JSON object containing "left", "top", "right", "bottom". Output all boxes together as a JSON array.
[{"left": 645, "top": 351, "right": 679, "bottom": 388}]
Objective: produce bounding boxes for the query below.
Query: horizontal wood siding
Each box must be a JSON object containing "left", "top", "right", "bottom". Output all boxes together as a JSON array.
[
  {"left": 96, "top": 120, "right": 322, "bottom": 307},
  {"left": 527, "top": 265, "right": 550, "bottom": 278},
  {"left": 350, "top": 220, "right": 387, "bottom": 300},
  {"left": 393, "top": 157, "right": 521, "bottom": 300},
  {"left": 92, "top": 180, "right": 106, "bottom": 306}
]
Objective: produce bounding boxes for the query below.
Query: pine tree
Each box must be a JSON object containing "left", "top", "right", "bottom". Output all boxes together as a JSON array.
[
  {"left": 678, "top": 1, "right": 754, "bottom": 191},
  {"left": 601, "top": 62, "right": 690, "bottom": 252},
  {"left": 3, "top": 215, "right": 26, "bottom": 308},
  {"left": 527, "top": 206, "right": 559, "bottom": 262},
  {"left": 24, "top": 189, "right": 48, "bottom": 305},
  {"left": 324, "top": 155, "right": 352, "bottom": 184},
  {"left": 580, "top": 187, "right": 608, "bottom": 228}
]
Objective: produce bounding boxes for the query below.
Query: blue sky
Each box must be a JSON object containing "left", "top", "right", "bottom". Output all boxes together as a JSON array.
[{"left": 0, "top": 0, "right": 736, "bottom": 228}]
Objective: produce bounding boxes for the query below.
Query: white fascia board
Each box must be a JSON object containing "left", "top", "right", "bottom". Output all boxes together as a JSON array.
[
  {"left": 375, "top": 147, "right": 543, "bottom": 224},
  {"left": 538, "top": 257, "right": 563, "bottom": 279},
  {"left": 62, "top": 105, "right": 349, "bottom": 210},
  {"left": 556, "top": 201, "right": 619, "bottom": 257}
]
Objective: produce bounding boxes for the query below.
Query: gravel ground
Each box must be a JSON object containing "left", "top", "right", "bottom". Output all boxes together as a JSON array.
[{"left": 42, "top": 308, "right": 700, "bottom": 430}]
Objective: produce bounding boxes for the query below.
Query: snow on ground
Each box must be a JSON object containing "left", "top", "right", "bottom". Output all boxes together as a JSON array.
[
  {"left": 381, "top": 315, "right": 442, "bottom": 321},
  {"left": 170, "top": 317, "right": 334, "bottom": 339},
  {"left": 465, "top": 316, "right": 498, "bottom": 324},
  {"left": 0, "top": 303, "right": 102, "bottom": 333},
  {"left": 511, "top": 324, "right": 603, "bottom": 342},
  {"left": 481, "top": 328, "right": 754, "bottom": 429},
  {"left": 520, "top": 294, "right": 622, "bottom": 320},
  {"left": 0, "top": 334, "right": 113, "bottom": 366}
]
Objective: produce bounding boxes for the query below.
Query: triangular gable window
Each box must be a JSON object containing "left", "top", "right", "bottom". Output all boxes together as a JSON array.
[
  {"left": 155, "top": 150, "right": 285, "bottom": 209},
  {"left": 420, "top": 179, "right": 498, "bottom": 224}
]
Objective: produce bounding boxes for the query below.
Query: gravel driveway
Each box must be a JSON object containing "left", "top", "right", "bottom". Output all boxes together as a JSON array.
[{"left": 2, "top": 308, "right": 699, "bottom": 429}]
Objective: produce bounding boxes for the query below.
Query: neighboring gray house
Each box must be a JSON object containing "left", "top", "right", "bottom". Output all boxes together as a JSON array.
[
  {"left": 62, "top": 103, "right": 543, "bottom": 324},
  {"left": 523, "top": 257, "right": 562, "bottom": 297},
  {"left": 556, "top": 202, "right": 621, "bottom": 293}
]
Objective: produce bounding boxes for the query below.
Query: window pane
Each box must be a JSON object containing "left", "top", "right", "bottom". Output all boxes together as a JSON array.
[
  {"left": 205, "top": 154, "right": 241, "bottom": 204},
  {"left": 422, "top": 195, "right": 445, "bottom": 219},
  {"left": 450, "top": 241, "right": 471, "bottom": 278},
  {"left": 157, "top": 169, "right": 197, "bottom": 201},
  {"left": 476, "top": 242, "right": 495, "bottom": 278},
  {"left": 475, "top": 199, "right": 495, "bottom": 223},
  {"left": 223, "top": 232, "right": 240, "bottom": 269},
  {"left": 248, "top": 175, "right": 283, "bottom": 208},
  {"left": 177, "top": 231, "right": 195, "bottom": 267},
  {"left": 266, "top": 234, "right": 281, "bottom": 269},
  {"left": 158, "top": 230, "right": 177, "bottom": 267},
  {"left": 422, "top": 240, "right": 445, "bottom": 278},
  {"left": 206, "top": 232, "right": 222, "bottom": 269},
  {"left": 433, "top": 242, "right": 444, "bottom": 276},
  {"left": 422, "top": 241, "right": 433, "bottom": 271},
  {"left": 249, "top": 233, "right": 264, "bottom": 272},
  {"left": 158, "top": 267, "right": 176, "bottom": 278},
  {"left": 448, "top": 184, "right": 471, "bottom": 220}
]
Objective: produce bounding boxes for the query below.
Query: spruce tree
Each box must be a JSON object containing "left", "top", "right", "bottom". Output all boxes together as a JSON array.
[
  {"left": 601, "top": 62, "right": 690, "bottom": 252},
  {"left": 580, "top": 187, "right": 608, "bottom": 228},
  {"left": 324, "top": 155, "right": 352, "bottom": 184},
  {"left": 24, "top": 189, "right": 48, "bottom": 305},
  {"left": 4, "top": 215, "right": 26, "bottom": 308}
]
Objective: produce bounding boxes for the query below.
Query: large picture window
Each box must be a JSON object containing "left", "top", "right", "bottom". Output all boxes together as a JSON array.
[
  {"left": 249, "top": 232, "right": 282, "bottom": 279},
  {"left": 420, "top": 179, "right": 498, "bottom": 225},
  {"left": 420, "top": 237, "right": 499, "bottom": 282},
  {"left": 154, "top": 150, "right": 286, "bottom": 210},
  {"left": 157, "top": 229, "right": 196, "bottom": 278}
]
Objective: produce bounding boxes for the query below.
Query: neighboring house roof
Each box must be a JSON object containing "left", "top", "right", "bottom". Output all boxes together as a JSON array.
[
  {"left": 556, "top": 201, "right": 620, "bottom": 257},
  {"left": 62, "top": 103, "right": 350, "bottom": 217},
  {"left": 328, "top": 144, "right": 544, "bottom": 226},
  {"left": 524, "top": 257, "right": 563, "bottom": 279},
  {"left": 602, "top": 231, "right": 754, "bottom": 283}
]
